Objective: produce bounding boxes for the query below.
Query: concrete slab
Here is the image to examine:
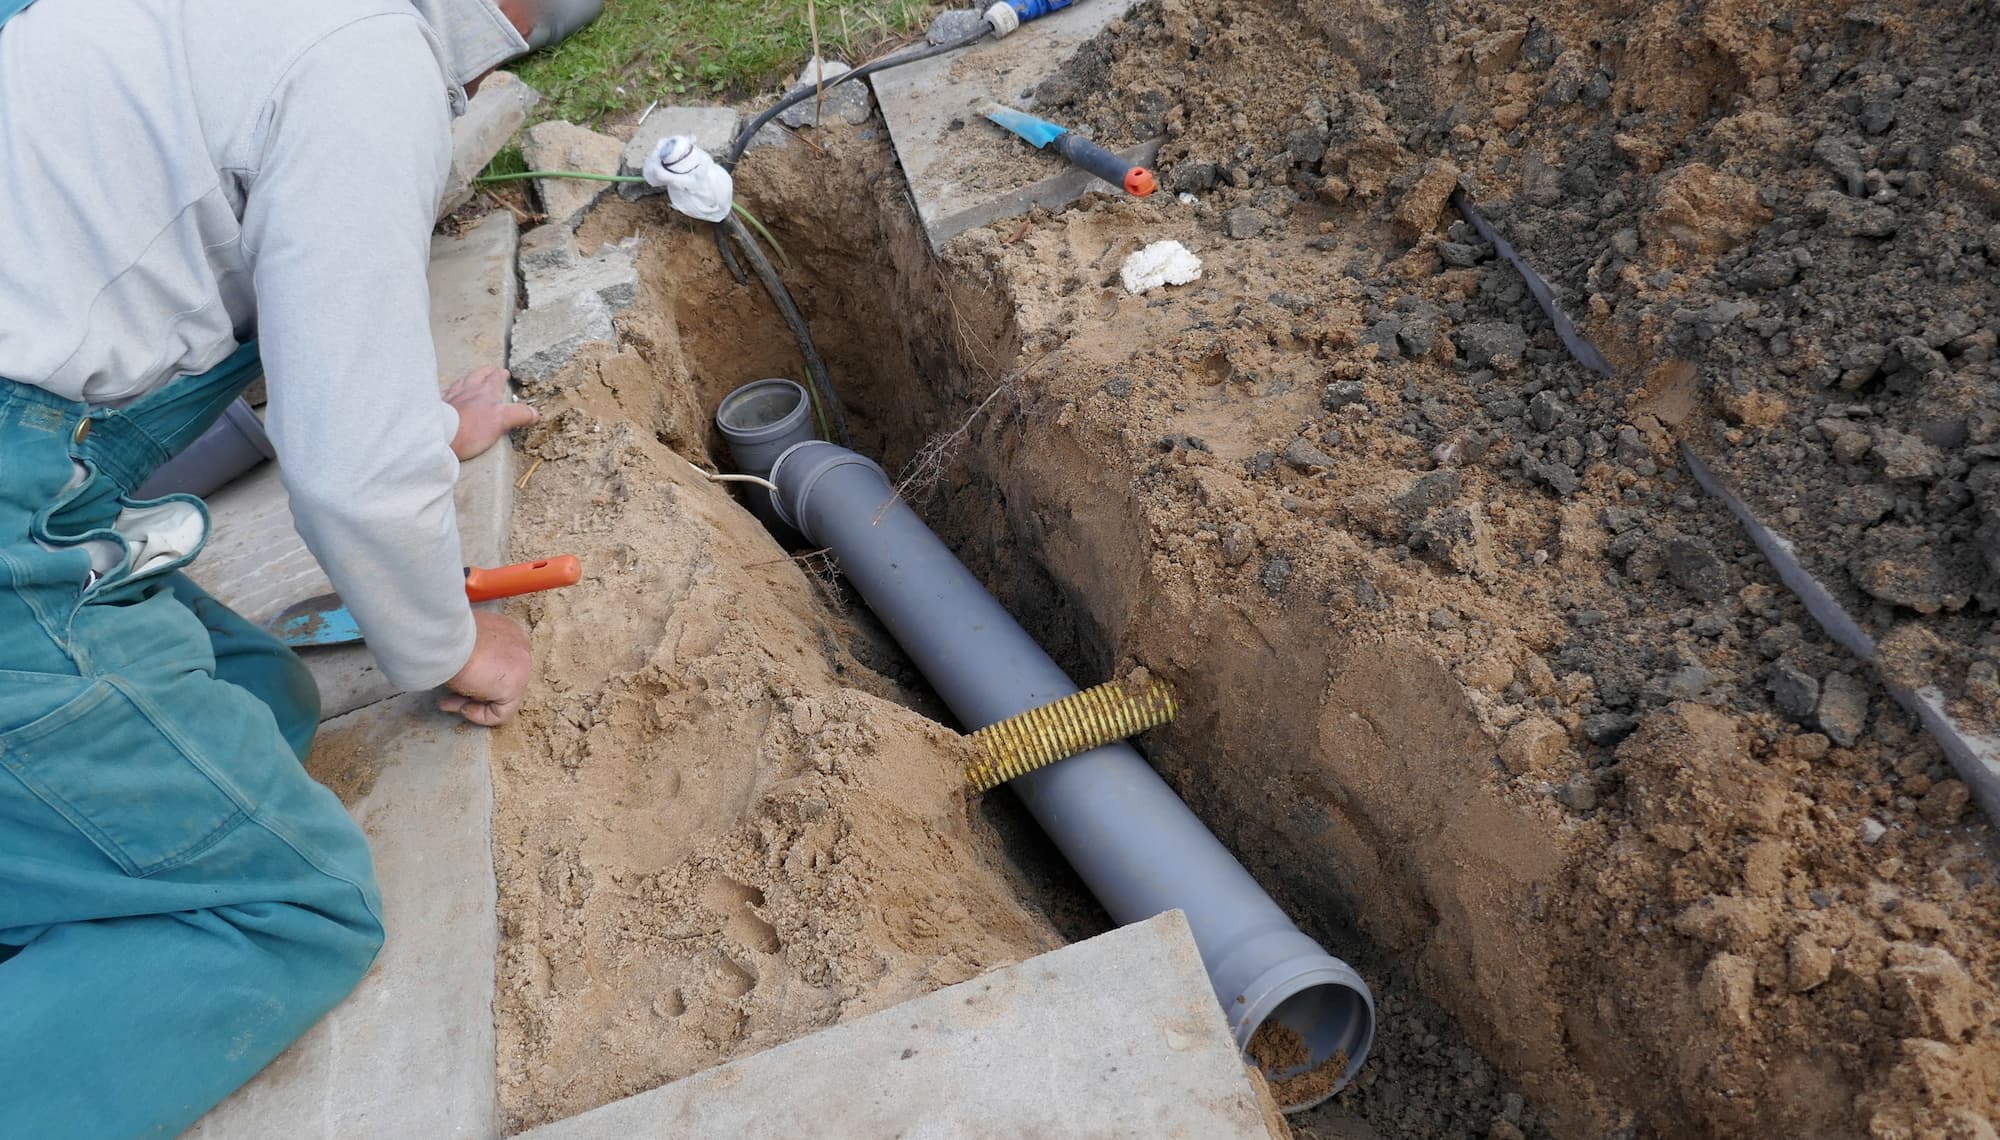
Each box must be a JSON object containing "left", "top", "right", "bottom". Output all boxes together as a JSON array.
[
  {"left": 191, "top": 211, "right": 519, "bottom": 718},
  {"left": 187, "top": 693, "right": 503, "bottom": 1140},
  {"left": 516, "top": 911, "right": 1276, "bottom": 1140},
  {"left": 871, "top": 0, "right": 1153, "bottom": 248}
]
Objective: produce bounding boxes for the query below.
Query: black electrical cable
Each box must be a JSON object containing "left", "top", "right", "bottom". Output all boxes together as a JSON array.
[
  {"left": 725, "top": 214, "right": 852, "bottom": 447},
  {"left": 710, "top": 20, "right": 995, "bottom": 441}
]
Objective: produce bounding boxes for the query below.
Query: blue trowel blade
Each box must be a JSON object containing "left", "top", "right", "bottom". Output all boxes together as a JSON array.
[
  {"left": 982, "top": 103, "right": 1068, "bottom": 149},
  {"left": 266, "top": 599, "right": 364, "bottom": 648}
]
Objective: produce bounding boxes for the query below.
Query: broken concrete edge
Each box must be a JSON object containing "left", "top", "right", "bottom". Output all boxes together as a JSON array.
[
  {"left": 509, "top": 214, "right": 637, "bottom": 384},
  {"left": 1682, "top": 443, "right": 2000, "bottom": 826},
  {"left": 515, "top": 910, "right": 1274, "bottom": 1140},
  {"left": 921, "top": 137, "right": 1165, "bottom": 250},
  {"left": 522, "top": 120, "right": 626, "bottom": 232},
  {"left": 441, "top": 71, "right": 540, "bottom": 217}
]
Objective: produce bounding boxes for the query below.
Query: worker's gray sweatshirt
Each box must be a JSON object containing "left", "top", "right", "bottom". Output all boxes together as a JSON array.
[{"left": 0, "top": 0, "right": 527, "bottom": 688}]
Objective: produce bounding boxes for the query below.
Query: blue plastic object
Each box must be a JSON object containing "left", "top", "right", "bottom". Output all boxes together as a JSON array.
[
  {"left": 1004, "top": 0, "right": 1081, "bottom": 19},
  {"left": 983, "top": 104, "right": 1068, "bottom": 149}
]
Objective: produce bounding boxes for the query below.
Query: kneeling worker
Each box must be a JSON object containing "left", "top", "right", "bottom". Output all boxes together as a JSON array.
[{"left": 0, "top": 0, "right": 548, "bottom": 1132}]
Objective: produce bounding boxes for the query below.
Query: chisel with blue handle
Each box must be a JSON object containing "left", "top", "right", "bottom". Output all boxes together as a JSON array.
[{"left": 981, "top": 102, "right": 1159, "bottom": 197}]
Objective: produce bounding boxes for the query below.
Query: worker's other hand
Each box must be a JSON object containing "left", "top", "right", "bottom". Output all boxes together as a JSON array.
[
  {"left": 445, "top": 366, "right": 537, "bottom": 461},
  {"left": 438, "top": 610, "right": 534, "bottom": 726}
]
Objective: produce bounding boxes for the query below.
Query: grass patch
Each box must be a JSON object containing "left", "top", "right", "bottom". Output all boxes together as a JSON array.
[{"left": 513, "top": 0, "right": 943, "bottom": 128}]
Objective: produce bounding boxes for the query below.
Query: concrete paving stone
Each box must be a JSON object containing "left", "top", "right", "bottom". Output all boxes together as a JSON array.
[
  {"left": 524, "top": 244, "right": 639, "bottom": 312},
  {"left": 872, "top": 0, "right": 1150, "bottom": 248},
  {"left": 508, "top": 289, "right": 615, "bottom": 383},
  {"left": 776, "top": 56, "right": 873, "bottom": 128},
  {"left": 187, "top": 693, "right": 502, "bottom": 1140},
  {"left": 192, "top": 212, "right": 519, "bottom": 719},
  {"left": 516, "top": 910, "right": 1275, "bottom": 1140},
  {"left": 619, "top": 105, "right": 741, "bottom": 200},
  {"left": 523, "top": 120, "right": 625, "bottom": 231},
  {"left": 441, "top": 72, "right": 540, "bottom": 216}
]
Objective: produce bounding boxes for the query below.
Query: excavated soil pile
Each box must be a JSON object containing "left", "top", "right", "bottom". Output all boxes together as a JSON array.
[{"left": 487, "top": 0, "right": 2000, "bottom": 1135}]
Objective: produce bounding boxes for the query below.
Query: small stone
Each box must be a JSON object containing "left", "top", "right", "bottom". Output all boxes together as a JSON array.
[
  {"left": 1653, "top": 663, "right": 1713, "bottom": 702},
  {"left": 1393, "top": 158, "right": 1461, "bottom": 239},
  {"left": 1697, "top": 952, "right": 1756, "bottom": 1026},
  {"left": 1787, "top": 934, "right": 1834, "bottom": 992},
  {"left": 1920, "top": 779, "right": 1970, "bottom": 824},
  {"left": 926, "top": 8, "right": 989, "bottom": 44},
  {"left": 1557, "top": 771, "right": 1598, "bottom": 811},
  {"left": 1663, "top": 536, "right": 1730, "bottom": 600},
  {"left": 1817, "top": 672, "right": 1871, "bottom": 747},
  {"left": 1259, "top": 555, "right": 1294, "bottom": 595},
  {"left": 1768, "top": 660, "right": 1821, "bottom": 721},
  {"left": 1283, "top": 438, "right": 1338, "bottom": 471},
  {"left": 1498, "top": 715, "right": 1569, "bottom": 775},
  {"left": 1437, "top": 240, "right": 1484, "bottom": 267},
  {"left": 1848, "top": 525, "right": 1973, "bottom": 613},
  {"left": 1169, "top": 161, "right": 1222, "bottom": 194},
  {"left": 1321, "top": 380, "right": 1369, "bottom": 412},
  {"left": 1581, "top": 712, "right": 1638, "bottom": 745},
  {"left": 1872, "top": 429, "right": 1943, "bottom": 480},
  {"left": 1223, "top": 207, "right": 1277, "bottom": 239},
  {"left": 1528, "top": 391, "right": 1563, "bottom": 432},
  {"left": 1521, "top": 456, "right": 1579, "bottom": 495},
  {"left": 1453, "top": 321, "right": 1530, "bottom": 369},
  {"left": 1812, "top": 136, "right": 1866, "bottom": 196},
  {"left": 1428, "top": 608, "right": 1461, "bottom": 631},
  {"left": 777, "top": 57, "right": 872, "bottom": 128},
  {"left": 1220, "top": 523, "right": 1256, "bottom": 566},
  {"left": 1882, "top": 943, "right": 1977, "bottom": 1041}
]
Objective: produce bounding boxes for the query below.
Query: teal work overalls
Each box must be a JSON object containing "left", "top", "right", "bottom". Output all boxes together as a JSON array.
[
  {"left": 0, "top": 355, "right": 389, "bottom": 1139},
  {"left": 0, "top": 6, "right": 387, "bottom": 1127}
]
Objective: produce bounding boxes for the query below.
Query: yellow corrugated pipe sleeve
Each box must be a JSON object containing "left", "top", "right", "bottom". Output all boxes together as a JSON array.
[{"left": 965, "top": 677, "right": 1179, "bottom": 792}]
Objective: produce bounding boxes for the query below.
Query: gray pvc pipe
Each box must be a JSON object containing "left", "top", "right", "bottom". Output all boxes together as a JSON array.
[
  {"left": 133, "top": 398, "right": 275, "bottom": 500},
  {"left": 768, "top": 441, "right": 1375, "bottom": 1108},
  {"left": 716, "top": 379, "right": 819, "bottom": 532}
]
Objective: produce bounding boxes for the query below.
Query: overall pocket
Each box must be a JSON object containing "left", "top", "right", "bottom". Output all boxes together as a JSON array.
[{"left": 0, "top": 673, "right": 248, "bottom": 877}]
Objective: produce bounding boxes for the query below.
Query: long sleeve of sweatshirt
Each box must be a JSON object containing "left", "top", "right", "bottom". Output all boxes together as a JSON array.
[{"left": 240, "top": 17, "right": 477, "bottom": 690}]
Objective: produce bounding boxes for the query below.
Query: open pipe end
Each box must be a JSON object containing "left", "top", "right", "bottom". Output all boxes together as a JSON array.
[{"left": 1233, "top": 958, "right": 1376, "bottom": 1114}]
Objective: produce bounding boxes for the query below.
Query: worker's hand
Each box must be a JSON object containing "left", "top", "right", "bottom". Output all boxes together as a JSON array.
[
  {"left": 445, "top": 366, "right": 537, "bottom": 461},
  {"left": 438, "top": 610, "right": 534, "bottom": 726}
]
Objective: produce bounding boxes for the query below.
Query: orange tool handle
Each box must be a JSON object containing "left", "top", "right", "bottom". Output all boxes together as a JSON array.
[{"left": 463, "top": 555, "right": 582, "bottom": 603}]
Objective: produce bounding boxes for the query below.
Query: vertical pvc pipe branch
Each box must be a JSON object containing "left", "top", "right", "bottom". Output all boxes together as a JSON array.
[
  {"left": 769, "top": 441, "right": 1375, "bottom": 1108},
  {"left": 716, "top": 379, "right": 819, "bottom": 532}
]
